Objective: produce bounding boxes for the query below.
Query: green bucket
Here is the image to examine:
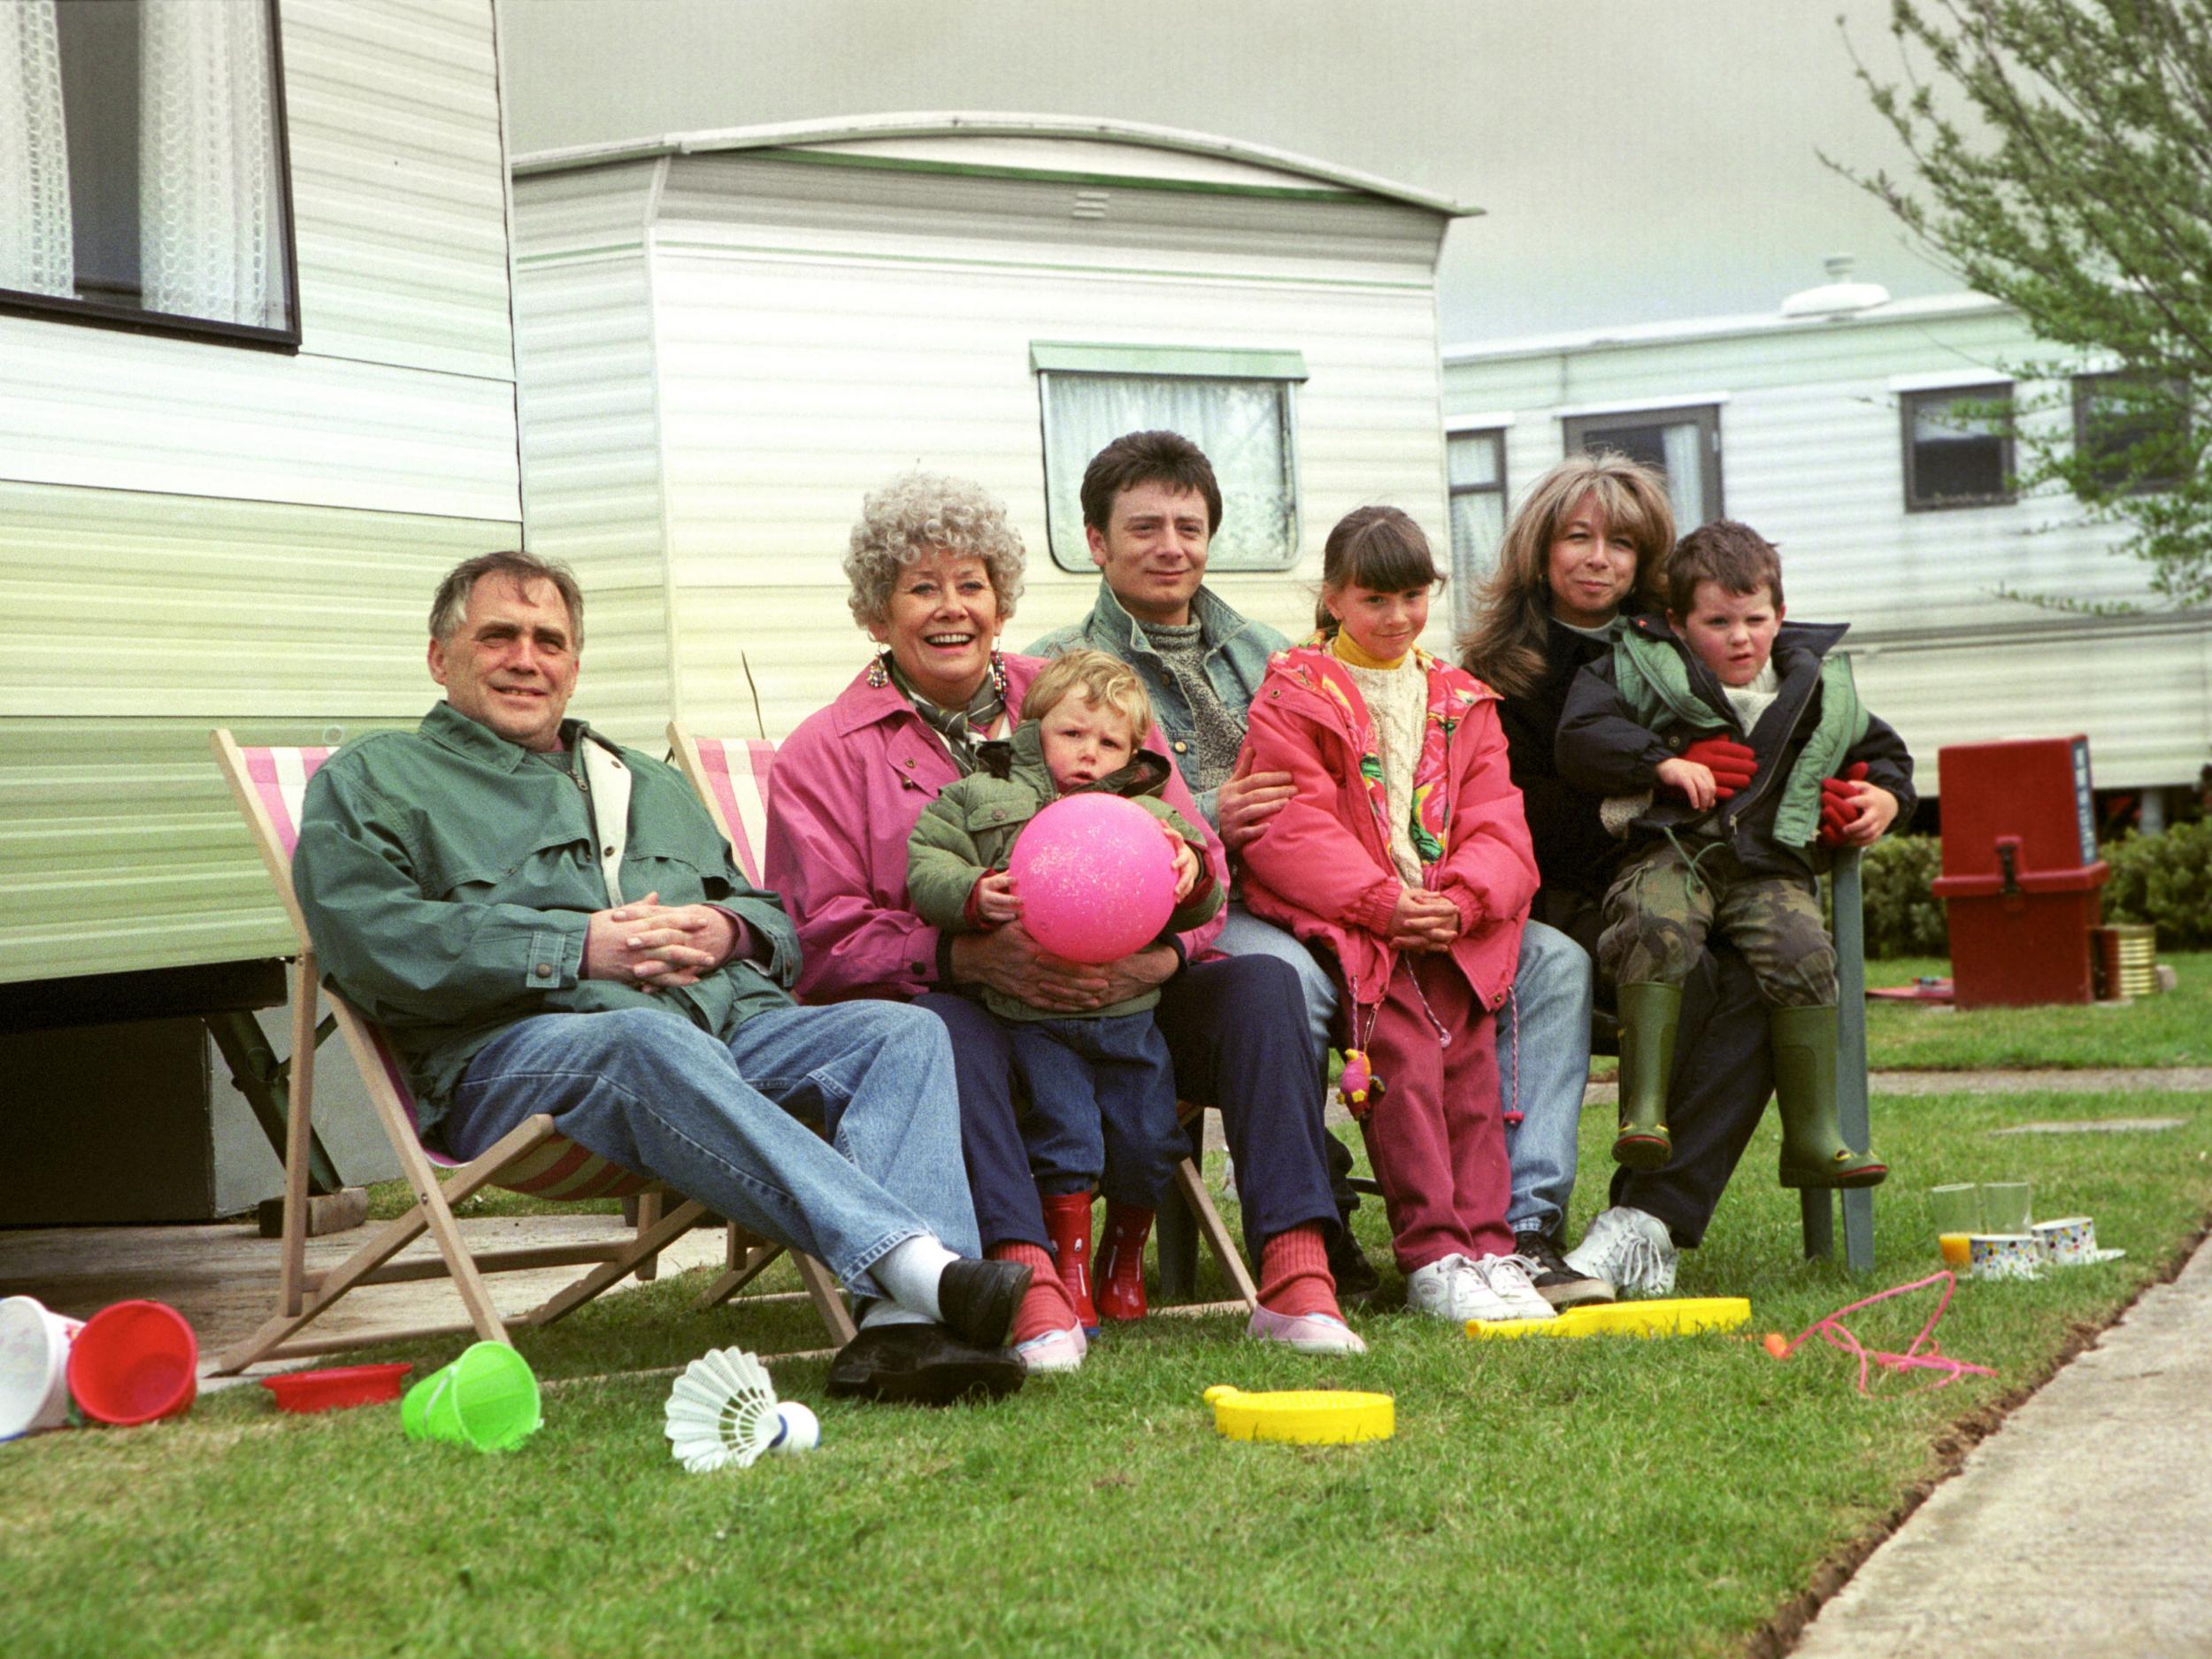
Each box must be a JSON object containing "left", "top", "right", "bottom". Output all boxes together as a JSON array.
[{"left": 400, "top": 1341, "right": 541, "bottom": 1453}]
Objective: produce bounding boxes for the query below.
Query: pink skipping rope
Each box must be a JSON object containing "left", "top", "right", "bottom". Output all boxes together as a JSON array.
[{"left": 1767, "top": 1270, "right": 1998, "bottom": 1394}]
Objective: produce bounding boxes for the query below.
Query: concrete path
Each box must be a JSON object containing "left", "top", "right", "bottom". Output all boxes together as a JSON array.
[{"left": 1793, "top": 1232, "right": 2212, "bottom": 1657}]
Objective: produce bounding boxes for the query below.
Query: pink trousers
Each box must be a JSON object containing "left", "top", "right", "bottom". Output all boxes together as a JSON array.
[{"left": 1334, "top": 952, "right": 1515, "bottom": 1273}]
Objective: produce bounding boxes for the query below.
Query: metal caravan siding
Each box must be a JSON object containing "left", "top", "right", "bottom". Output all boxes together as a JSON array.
[
  {"left": 1442, "top": 302, "right": 2211, "bottom": 794},
  {"left": 511, "top": 160, "right": 675, "bottom": 749},
  {"left": 0, "top": 0, "right": 522, "bottom": 985},
  {"left": 631, "top": 144, "right": 1450, "bottom": 741}
]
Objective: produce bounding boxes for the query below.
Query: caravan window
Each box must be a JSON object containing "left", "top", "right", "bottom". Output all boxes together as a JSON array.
[
  {"left": 1446, "top": 428, "right": 1507, "bottom": 637},
  {"left": 1902, "top": 386, "right": 2014, "bottom": 511},
  {"left": 0, "top": 0, "right": 299, "bottom": 348},
  {"left": 1562, "top": 405, "right": 1723, "bottom": 529},
  {"left": 1033, "top": 343, "right": 1303, "bottom": 573},
  {"left": 2072, "top": 372, "right": 2189, "bottom": 495}
]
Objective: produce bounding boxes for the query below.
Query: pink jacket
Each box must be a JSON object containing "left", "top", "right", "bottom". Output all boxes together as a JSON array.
[
  {"left": 766, "top": 652, "right": 1231, "bottom": 1003},
  {"left": 1235, "top": 643, "right": 1537, "bottom": 1011}
]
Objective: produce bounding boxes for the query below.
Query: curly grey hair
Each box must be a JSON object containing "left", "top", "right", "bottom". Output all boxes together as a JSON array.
[{"left": 844, "top": 472, "right": 1027, "bottom": 629}]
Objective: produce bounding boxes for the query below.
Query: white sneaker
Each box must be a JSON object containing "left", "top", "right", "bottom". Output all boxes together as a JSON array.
[
  {"left": 1014, "top": 1324, "right": 1086, "bottom": 1373},
  {"left": 1564, "top": 1206, "right": 1678, "bottom": 1298},
  {"left": 1468, "top": 1254, "right": 1556, "bottom": 1322},
  {"left": 1405, "top": 1255, "right": 1470, "bottom": 1322}
]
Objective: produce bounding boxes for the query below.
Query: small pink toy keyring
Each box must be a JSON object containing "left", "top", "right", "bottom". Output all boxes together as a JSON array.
[{"left": 1762, "top": 1271, "right": 1997, "bottom": 1394}]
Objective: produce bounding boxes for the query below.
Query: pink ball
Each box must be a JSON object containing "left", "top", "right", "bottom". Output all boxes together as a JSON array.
[{"left": 1008, "top": 794, "right": 1179, "bottom": 964}]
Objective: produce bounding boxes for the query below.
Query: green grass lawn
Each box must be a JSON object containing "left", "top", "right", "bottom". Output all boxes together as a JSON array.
[
  {"left": 6, "top": 1081, "right": 2209, "bottom": 1659},
  {"left": 1580, "top": 949, "right": 2212, "bottom": 1079},
  {"left": 1862, "top": 950, "right": 2212, "bottom": 1070}
]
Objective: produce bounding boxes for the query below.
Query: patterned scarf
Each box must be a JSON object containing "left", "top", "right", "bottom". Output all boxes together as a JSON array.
[{"left": 886, "top": 657, "right": 1008, "bottom": 776}]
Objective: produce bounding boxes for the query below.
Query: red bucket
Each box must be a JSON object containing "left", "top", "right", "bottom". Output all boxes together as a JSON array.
[
  {"left": 67, "top": 1300, "right": 198, "bottom": 1426},
  {"left": 259, "top": 1363, "right": 412, "bottom": 1414}
]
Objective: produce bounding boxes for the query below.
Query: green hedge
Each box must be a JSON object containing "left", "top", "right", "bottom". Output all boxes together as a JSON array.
[
  {"left": 2102, "top": 820, "right": 2212, "bottom": 949},
  {"left": 1845, "top": 823, "right": 2212, "bottom": 958},
  {"left": 1851, "top": 833, "right": 1950, "bottom": 959}
]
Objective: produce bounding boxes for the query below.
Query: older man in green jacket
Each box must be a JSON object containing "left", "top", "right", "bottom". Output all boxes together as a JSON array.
[{"left": 291, "top": 550, "right": 1029, "bottom": 1403}]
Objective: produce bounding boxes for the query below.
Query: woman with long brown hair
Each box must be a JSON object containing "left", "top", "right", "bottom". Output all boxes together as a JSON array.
[{"left": 1463, "top": 453, "right": 1777, "bottom": 1297}]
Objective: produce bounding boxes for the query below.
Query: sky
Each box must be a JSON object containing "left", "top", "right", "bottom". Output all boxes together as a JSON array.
[{"left": 496, "top": 0, "right": 1963, "bottom": 343}]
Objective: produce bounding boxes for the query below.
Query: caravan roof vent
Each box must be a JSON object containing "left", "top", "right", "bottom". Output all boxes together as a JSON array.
[{"left": 1780, "top": 255, "right": 1891, "bottom": 319}]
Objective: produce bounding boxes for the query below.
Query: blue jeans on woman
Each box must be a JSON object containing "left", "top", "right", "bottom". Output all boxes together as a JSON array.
[{"left": 440, "top": 1001, "right": 981, "bottom": 1298}]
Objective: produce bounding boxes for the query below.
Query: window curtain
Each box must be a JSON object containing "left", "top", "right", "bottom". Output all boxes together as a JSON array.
[
  {"left": 1042, "top": 374, "right": 1294, "bottom": 570},
  {"left": 139, "top": 0, "right": 282, "bottom": 327},
  {"left": 1657, "top": 420, "right": 1707, "bottom": 526},
  {"left": 0, "top": 0, "right": 74, "bottom": 297}
]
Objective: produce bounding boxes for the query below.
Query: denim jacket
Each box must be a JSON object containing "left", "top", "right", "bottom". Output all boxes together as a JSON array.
[{"left": 1026, "top": 580, "right": 1286, "bottom": 831}]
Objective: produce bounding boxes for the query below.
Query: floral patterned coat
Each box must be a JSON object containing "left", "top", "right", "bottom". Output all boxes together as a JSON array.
[{"left": 1234, "top": 642, "right": 1537, "bottom": 1011}]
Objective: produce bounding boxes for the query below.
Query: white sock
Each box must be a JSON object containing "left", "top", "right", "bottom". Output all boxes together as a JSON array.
[{"left": 870, "top": 1234, "right": 957, "bottom": 1322}]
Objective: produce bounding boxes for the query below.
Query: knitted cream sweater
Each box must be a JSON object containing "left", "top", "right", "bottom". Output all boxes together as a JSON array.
[{"left": 1333, "top": 634, "right": 1428, "bottom": 888}]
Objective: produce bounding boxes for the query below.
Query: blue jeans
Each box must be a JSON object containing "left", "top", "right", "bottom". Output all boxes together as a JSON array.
[
  {"left": 924, "top": 954, "right": 1338, "bottom": 1264},
  {"left": 1497, "top": 918, "right": 1594, "bottom": 1240},
  {"left": 1009, "top": 1010, "right": 1181, "bottom": 1208},
  {"left": 1212, "top": 898, "right": 1337, "bottom": 1073},
  {"left": 442, "top": 1002, "right": 979, "bottom": 1299}
]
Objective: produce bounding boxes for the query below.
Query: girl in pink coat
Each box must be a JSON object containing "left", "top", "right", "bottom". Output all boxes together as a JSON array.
[{"left": 1236, "top": 506, "right": 1555, "bottom": 1325}]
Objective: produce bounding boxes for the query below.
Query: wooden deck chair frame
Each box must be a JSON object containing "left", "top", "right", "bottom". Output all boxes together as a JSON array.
[
  {"left": 208, "top": 730, "right": 853, "bottom": 1375},
  {"left": 666, "top": 722, "right": 1258, "bottom": 1317}
]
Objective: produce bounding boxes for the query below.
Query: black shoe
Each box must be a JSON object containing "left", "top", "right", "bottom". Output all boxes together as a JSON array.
[
  {"left": 936, "top": 1257, "right": 1032, "bottom": 1350},
  {"left": 1514, "top": 1228, "right": 1615, "bottom": 1310},
  {"left": 825, "top": 1322, "right": 1025, "bottom": 1405},
  {"left": 1327, "top": 1231, "right": 1384, "bottom": 1308}
]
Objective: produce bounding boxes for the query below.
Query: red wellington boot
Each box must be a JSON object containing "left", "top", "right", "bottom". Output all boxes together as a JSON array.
[
  {"left": 1040, "top": 1190, "right": 1099, "bottom": 1332},
  {"left": 1094, "top": 1202, "right": 1155, "bottom": 1323}
]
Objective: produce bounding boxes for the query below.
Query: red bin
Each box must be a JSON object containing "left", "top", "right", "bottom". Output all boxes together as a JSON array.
[{"left": 1931, "top": 736, "right": 2108, "bottom": 1009}]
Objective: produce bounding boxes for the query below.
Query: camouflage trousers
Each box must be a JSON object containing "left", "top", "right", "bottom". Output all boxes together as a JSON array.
[{"left": 1597, "top": 837, "right": 1836, "bottom": 1009}]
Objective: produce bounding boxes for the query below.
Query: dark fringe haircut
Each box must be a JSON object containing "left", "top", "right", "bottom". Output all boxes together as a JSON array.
[
  {"left": 1315, "top": 505, "right": 1443, "bottom": 635},
  {"left": 1078, "top": 429, "right": 1224, "bottom": 534},
  {"left": 1666, "top": 519, "right": 1785, "bottom": 618}
]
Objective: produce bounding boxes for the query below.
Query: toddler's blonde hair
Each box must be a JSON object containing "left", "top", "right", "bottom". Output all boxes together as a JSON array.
[{"left": 1021, "top": 649, "right": 1154, "bottom": 744}]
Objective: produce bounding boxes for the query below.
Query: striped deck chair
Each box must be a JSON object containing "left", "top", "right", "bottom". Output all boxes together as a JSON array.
[
  {"left": 208, "top": 730, "right": 854, "bottom": 1375},
  {"left": 669, "top": 723, "right": 1259, "bottom": 1316}
]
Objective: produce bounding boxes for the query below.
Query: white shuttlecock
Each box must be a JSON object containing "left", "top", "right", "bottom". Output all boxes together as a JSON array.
[
  {"left": 769, "top": 1400, "right": 819, "bottom": 1455},
  {"left": 664, "top": 1347, "right": 780, "bottom": 1474}
]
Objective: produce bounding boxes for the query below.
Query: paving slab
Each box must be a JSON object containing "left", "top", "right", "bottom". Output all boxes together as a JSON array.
[{"left": 1793, "top": 1233, "right": 2212, "bottom": 1657}]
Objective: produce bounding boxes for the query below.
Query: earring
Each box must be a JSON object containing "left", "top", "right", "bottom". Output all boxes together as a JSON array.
[
  {"left": 865, "top": 649, "right": 892, "bottom": 690},
  {"left": 987, "top": 647, "right": 1009, "bottom": 697}
]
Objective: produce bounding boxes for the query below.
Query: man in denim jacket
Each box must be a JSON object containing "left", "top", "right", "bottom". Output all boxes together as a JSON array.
[{"left": 1030, "top": 432, "right": 1607, "bottom": 1308}]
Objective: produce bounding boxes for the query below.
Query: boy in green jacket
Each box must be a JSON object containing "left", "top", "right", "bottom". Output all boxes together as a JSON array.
[
  {"left": 1555, "top": 520, "right": 1914, "bottom": 1192},
  {"left": 909, "top": 649, "right": 1220, "bottom": 1332}
]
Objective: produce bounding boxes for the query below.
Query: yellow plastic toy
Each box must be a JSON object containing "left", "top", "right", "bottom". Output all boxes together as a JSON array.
[
  {"left": 1465, "top": 1296, "right": 1752, "bottom": 1341},
  {"left": 1203, "top": 1385, "right": 1394, "bottom": 1444}
]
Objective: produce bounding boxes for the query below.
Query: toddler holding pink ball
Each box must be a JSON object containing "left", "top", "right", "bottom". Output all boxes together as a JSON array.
[
  {"left": 1235, "top": 508, "right": 1555, "bottom": 1325},
  {"left": 907, "top": 649, "right": 1222, "bottom": 1333}
]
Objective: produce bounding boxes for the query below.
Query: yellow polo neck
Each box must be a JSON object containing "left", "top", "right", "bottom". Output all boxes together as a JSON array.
[{"left": 1331, "top": 630, "right": 1409, "bottom": 672}]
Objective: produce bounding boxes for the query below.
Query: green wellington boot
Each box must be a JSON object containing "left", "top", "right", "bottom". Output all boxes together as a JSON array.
[
  {"left": 1770, "top": 1003, "right": 1888, "bottom": 1188},
  {"left": 1612, "top": 982, "right": 1682, "bottom": 1172}
]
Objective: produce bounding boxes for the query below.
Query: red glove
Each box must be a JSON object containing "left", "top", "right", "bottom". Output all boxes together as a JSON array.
[
  {"left": 1678, "top": 736, "right": 1758, "bottom": 798},
  {"left": 1818, "top": 762, "right": 1870, "bottom": 848}
]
